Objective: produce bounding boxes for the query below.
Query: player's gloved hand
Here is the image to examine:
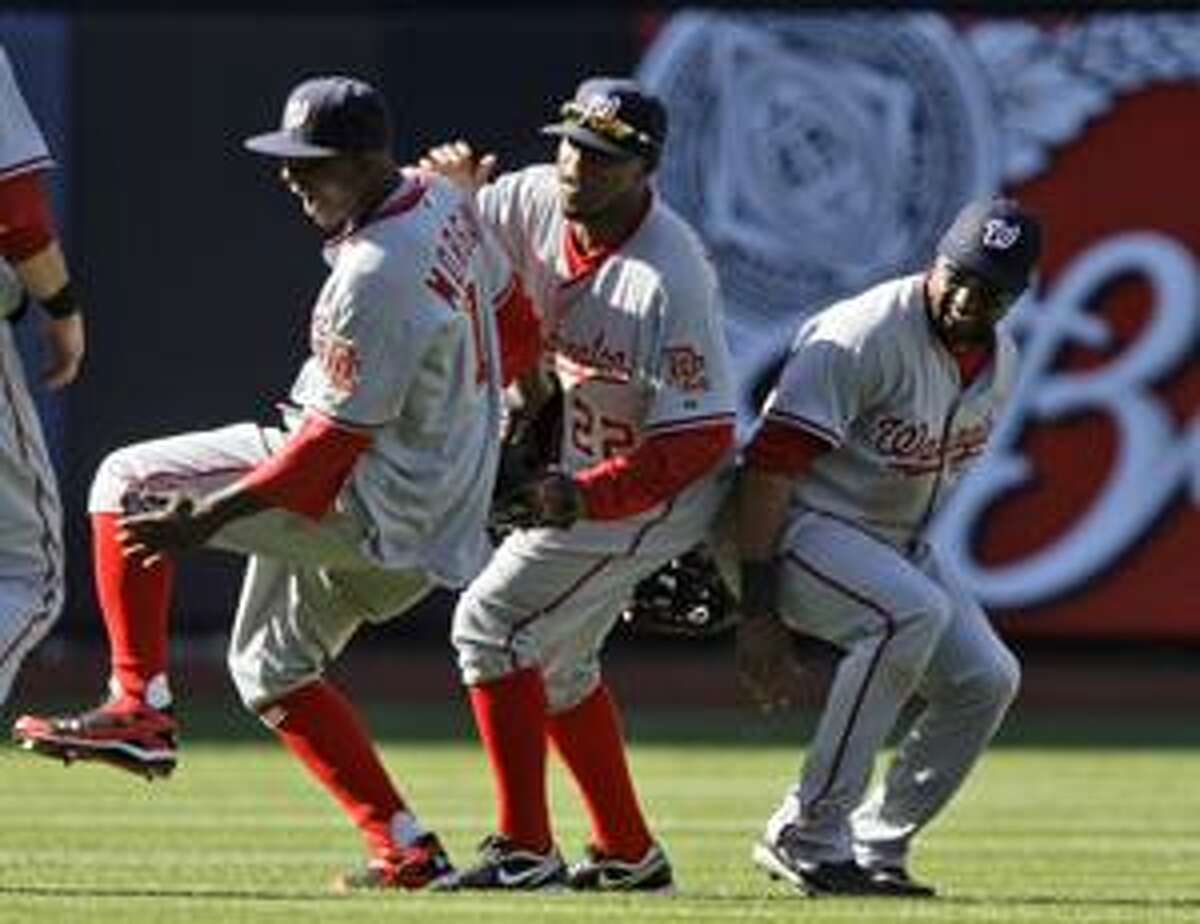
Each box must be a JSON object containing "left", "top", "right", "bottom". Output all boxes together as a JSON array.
[
  {"left": 417, "top": 140, "right": 497, "bottom": 194},
  {"left": 493, "top": 469, "right": 585, "bottom": 532},
  {"left": 117, "top": 491, "right": 223, "bottom": 566}
]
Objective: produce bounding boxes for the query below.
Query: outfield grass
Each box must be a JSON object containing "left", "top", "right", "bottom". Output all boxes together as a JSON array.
[{"left": 0, "top": 703, "right": 1197, "bottom": 923}]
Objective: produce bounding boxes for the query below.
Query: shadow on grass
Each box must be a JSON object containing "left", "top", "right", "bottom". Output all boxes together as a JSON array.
[
  {"left": 0, "top": 885, "right": 339, "bottom": 903},
  {"left": 0, "top": 883, "right": 1197, "bottom": 912},
  {"left": 104, "top": 700, "right": 1198, "bottom": 751}
]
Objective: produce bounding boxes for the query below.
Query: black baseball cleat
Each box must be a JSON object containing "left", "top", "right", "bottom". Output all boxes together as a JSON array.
[
  {"left": 863, "top": 864, "right": 936, "bottom": 897},
  {"left": 752, "top": 827, "right": 935, "bottom": 898},
  {"left": 566, "top": 842, "right": 675, "bottom": 893},
  {"left": 429, "top": 834, "right": 567, "bottom": 891}
]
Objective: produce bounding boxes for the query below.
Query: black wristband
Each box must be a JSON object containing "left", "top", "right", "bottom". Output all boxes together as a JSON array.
[
  {"left": 739, "top": 558, "right": 782, "bottom": 617},
  {"left": 41, "top": 281, "right": 82, "bottom": 319}
]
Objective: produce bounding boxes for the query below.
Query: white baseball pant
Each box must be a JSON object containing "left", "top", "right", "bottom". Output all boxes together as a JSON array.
[
  {"left": 89, "top": 422, "right": 430, "bottom": 709},
  {"left": 452, "top": 527, "right": 693, "bottom": 712},
  {"left": 763, "top": 509, "right": 1020, "bottom": 867}
]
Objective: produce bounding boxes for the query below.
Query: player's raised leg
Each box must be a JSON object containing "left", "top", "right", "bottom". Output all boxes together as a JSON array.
[{"left": 12, "top": 425, "right": 268, "bottom": 779}]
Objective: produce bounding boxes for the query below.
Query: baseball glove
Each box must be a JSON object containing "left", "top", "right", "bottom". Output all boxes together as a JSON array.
[
  {"left": 621, "top": 543, "right": 740, "bottom": 638},
  {"left": 491, "top": 373, "right": 571, "bottom": 533}
]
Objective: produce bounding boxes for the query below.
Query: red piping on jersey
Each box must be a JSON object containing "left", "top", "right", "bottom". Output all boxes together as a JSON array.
[
  {"left": 760, "top": 410, "right": 841, "bottom": 450},
  {"left": 0, "top": 154, "right": 52, "bottom": 184},
  {"left": 362, "top": 177, "right": 428, "bottom": 228},
  {"left": 0, "top": 169, "right": 57, "bottom": 261},
  {"left": 744, "top": 419, "right": 833, "bottom": 477},
  {"left": 643, "top": 412, "right": 736, "bottom": 436},
  {"left": 237, "top": 412, "right": 372, "bottom": 520},
  {"left": 784, "top": 548, "right": 897, "bottom": 810},
  {"left": 574, "top": 420, "right": 732, "bottom": 520},
  {"left": 324, "top": 174, "right": 429, "bottom": 248}
]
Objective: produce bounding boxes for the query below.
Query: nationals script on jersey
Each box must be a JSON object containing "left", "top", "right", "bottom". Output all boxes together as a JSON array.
[
  {"left": 290, "top": 170, "right": 508, "bottom": 586},
  {"left": 479, "top": 165, "right": 736, "bottom": 554},
  {"left": 764, "top": 273, "right": 1019, "bottom": 551}
]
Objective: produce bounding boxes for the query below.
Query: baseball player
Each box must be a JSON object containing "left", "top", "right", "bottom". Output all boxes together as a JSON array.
[
  {"left": 420, "top": 77, "right": 737, "bottom": 892},
  {"left": 13, "top": 75, "right": 520, "bottom": 892},
  {"left": 736, "top": 198, "right": 1042, "bottom": 896},
  {"left": 0, "top": 43, "right": 86, "bottom": 706}
]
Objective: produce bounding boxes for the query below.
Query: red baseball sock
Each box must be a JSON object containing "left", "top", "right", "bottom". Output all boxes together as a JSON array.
[
  {"left": 547, "top": 683, "right": 652, "bottom": 861},
  {"left": 267, "top": 679, "right": 406, "bottom": 861},
  {"left": 92, "top": 511, "right": 174, "bottom": 701},
  {"left": 468, "top": 667, "right": 552, "bottom": 852}
]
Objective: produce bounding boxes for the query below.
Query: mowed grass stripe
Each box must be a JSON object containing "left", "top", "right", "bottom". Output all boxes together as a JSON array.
[{"left": 0, "top": 707, "right": 1196, "bottom": 924}]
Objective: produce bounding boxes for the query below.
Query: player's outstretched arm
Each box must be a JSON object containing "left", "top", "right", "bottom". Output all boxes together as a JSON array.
[
  {"left": 734, "top": 467, "right": 807, "bottom": 713},
  {"left": 18, "top": 245, "right": 86, "bottom": 389},
  {"left": 418, "top": 139, "right": 497, "bottom": 194}
]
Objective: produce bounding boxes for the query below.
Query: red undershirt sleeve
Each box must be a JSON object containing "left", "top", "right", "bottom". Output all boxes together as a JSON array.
[
  {"left": 744, "top": 418, "right": 834, "bottom": 477},
  {"left": 575, "top": 421, "right": 734, "bottom": 521},
  {"left": 494, "top": 275, "right": 541, "bottom": 387},
  {"left": 0, "top": 170, "right": 57, "bottom": 262},
  {"left": 236, "top": 413, "right": 372, "bottom": 520}
]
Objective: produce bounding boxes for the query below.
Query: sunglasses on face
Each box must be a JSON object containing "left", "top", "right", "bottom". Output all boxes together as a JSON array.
[{"left": 559, "top": 100, "right": 656, "bottom": 151}]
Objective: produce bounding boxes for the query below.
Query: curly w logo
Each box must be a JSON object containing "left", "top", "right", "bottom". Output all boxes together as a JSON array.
[{"left": 982, "top": 218, "right": 1022, "bottom": 250}]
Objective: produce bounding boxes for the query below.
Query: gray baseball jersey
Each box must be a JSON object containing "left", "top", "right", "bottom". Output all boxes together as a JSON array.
[
  {"left": 756, "top": 273, "right": 1020, "bottom": 870},
  {"left": 454, "top": 165, "right": 736, "bottom": 712},
  {"left": 0, "top": 44, "right": 64, "bottom": 704},
  {"left": 88, "top": 171, "right": 512, "bottom": 707},
  {"left": 764, "top": 273, "right": 1019, "bottom": 551},
  {"left": 289, "top": 170, "right": 508, "bottom": 587},
  {"left": 478, "top": 164, "right": 736, "bottom": 555}
]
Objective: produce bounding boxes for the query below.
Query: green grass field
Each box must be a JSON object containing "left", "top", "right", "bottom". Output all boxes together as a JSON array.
[{"left": 1, "top": 703, "right": 1197, "bottom": 923}]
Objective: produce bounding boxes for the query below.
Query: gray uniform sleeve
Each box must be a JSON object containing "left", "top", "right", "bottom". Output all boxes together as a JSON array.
[
  {"left": 476, "top": 172, "right": 529, "bottom": 266},
  {"left": 766, "top": 317, "right": 878, "bottom": 447},
  {"left": 295, "top": 264, "right": 451, "bottom": 426},
  {"left": 643, "top": 262, "right": 736, "bottom": 434},
  {"left": 0, "top": 45, "right": 52, "bottom": 178}
]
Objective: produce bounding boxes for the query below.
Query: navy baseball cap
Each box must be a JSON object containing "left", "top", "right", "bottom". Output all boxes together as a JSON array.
[
  {"left": 244, "top": 76, "right": 392, "bottom": 158},
  {"left": 937, "top": 197, "right": 1043, "bottom": 295},
  {"left": 541, "top": 77, "right": 667, "bottom": 162}
]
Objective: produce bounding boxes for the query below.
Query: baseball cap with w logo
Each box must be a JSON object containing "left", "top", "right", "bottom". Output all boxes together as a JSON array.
[
  {"left": 937, "top": 197, "right": 1043, "bottom": 296},
  {"left": 244, "top": 75, "right": 392, "bottom": 159},
  {"left": 541, "top": 77, "right": 667, "bottom": 164}
]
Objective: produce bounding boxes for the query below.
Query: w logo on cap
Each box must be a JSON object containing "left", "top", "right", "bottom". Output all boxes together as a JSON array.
[
  {"left": 283, "top": 98, "right": 312, "bottom": 131},
  {"left": 981, "top": 218, "right": 1022, "bottom": 251},
  {"left": 581, "top": 94, "right": 622, "bottom": 120}
]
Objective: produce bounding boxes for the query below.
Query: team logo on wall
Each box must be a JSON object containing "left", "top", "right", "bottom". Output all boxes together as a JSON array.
[
  {"left": 639, "top": 13, "right": 1000, "bottom": 326},
  {"left": 640, "top": 12, "right": 1200, "bottom": 637},
  {"left": 638, "top": 13, "right": 1001, "bottom": 426}
]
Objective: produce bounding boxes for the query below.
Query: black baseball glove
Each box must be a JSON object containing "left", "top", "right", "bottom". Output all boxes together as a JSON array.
[
  {"left": 491, "top": 373, "right": 580, "bottom": 533},
  {"left": 621, "top": 543, "right": 740, "bottom": 638}
]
